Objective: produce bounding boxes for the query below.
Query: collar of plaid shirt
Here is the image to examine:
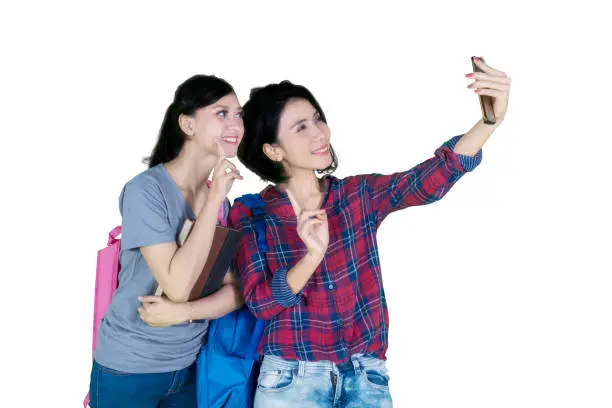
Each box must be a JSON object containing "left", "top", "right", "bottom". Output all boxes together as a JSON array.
[{"left": 228, "top": 135, "right": 482, "bottom": 363}]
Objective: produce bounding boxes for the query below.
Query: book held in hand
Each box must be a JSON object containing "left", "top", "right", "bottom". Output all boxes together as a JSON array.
[{"left": 154, "top": 218, "right": 243, "bottom": 300}]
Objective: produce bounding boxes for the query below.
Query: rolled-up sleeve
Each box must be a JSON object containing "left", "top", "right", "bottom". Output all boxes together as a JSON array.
[{"left": 441, "top": 134, "right": 483, "bottom": 172}]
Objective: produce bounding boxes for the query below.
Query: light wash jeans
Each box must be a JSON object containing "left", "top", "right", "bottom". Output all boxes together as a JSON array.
[{"left": 254, "top": 354, "right": 393, "bottom": 408}]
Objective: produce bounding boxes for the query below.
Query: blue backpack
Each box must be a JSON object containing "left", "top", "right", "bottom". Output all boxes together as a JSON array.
[{"left": 196, "top": 194, "right": 267, "bottom": 408}]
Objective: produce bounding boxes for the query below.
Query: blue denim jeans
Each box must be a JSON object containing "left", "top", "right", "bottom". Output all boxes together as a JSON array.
[
  {"left": 254, "top": 354, "right": 393, "bottom": 408},
  {"left": 88, "top": 360, "right": 197, "bottom": 408}
]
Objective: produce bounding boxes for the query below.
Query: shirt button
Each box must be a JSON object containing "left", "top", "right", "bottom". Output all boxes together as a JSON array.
[{"left": 328, "top": 284, "right": 334, "bottom": 290}]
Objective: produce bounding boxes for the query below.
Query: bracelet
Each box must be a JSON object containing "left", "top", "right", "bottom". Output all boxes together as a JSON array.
[{"left": 187, "top": 302, "right": 195, "bottom": 323}]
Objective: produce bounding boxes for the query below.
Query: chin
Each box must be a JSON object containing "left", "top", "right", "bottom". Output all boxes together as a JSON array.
[
  {"left": 316, "top": 156, "right": 333, "bottom": 169},
  {"left": 223, "top": 147, "right": 239, "bottom": 157}
]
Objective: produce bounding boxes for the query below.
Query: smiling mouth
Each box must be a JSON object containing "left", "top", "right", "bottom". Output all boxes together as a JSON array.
[
  {"left": 221, "top": 136, "right": 239, "bottom": 144},
  {"left": 312, "top": 145, "right": 329, "bottom": 155}
]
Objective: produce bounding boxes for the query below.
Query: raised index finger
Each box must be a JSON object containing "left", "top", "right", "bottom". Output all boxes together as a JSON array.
[
  {"left": 285, "top": 188, "right": 302, "bottom": 216},
  {"left": 215, "top": 139, "right": 227, "bottom": 162}
]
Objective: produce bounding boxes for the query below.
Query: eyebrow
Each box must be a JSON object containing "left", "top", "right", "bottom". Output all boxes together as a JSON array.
[
  {"left": 212, "top": 104, "right": 242, "bottom": 111},
  {"left": 291, "top": 118, "right": 307, "bottom": 129}
]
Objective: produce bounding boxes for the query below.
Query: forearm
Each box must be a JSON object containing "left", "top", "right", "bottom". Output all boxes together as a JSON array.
[
  {"left": 167, "top": 198, "right": 223, "bottom": 301},
  {"left": 286, "top": 253, "right": 321, "bottom": 295},
  {"left": 186, "top": 283, "right": 245, "bottom": 321},
  {"left": 453, "top": 119, "right": 500, "bottom": 156},
  {"left": 244, "top": 253, "right": 321, "bottom": 320}
]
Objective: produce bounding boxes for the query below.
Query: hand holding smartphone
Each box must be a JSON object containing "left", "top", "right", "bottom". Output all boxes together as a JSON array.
[{"left": 471, "top": 56, "right": 496, "bottom": 125}]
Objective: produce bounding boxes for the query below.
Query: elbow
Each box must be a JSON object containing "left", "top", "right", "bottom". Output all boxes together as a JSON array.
[
  {"left": 244, "top": 298, "right": 275, "bottom": 321},
  {"left": 162, "top": 263, "right": 195, "bottom": 303},
  {"left": 162, "top": 284, "right": 191, "bottom": 303},
  {"left": 165, "top": 292, "right": 189, "bottom": 303},
  {"left": 251, "top": 311, "right": 275, "bottom": 321},
  {"left": 427, "top": 185, "right": 453, "bottom": 204}
]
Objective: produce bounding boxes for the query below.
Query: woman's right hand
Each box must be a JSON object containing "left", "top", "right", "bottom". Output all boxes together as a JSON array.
[
  {"left": 287, "top": 189, "right": 329, "bottom": 260},
  {"left": 210, "top": 139, "right": 243, "bottom": 203},
  {"left": 138, "top": 296, "right": 192, "bottom": 327}
]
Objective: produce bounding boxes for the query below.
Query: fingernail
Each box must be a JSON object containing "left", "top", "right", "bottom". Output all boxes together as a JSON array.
[
  {"left": 465, "top": 73, "right": 474, "bottom": 78},
  {"left": 474, "top": 89, "right": 481, "bottom": 93},
  {"left": 467, "top": 83, "right": 474, "bottom": 88},
  {"left": 473, "top": 56, "right": 480, "bottom": 62}
]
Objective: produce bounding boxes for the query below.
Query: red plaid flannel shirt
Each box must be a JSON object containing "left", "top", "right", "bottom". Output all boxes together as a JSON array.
[{"left": 228, "top": 135, "right": 482, "bottom": 363}]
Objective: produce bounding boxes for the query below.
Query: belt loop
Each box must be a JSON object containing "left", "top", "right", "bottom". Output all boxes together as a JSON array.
[
  {"left": 351, "top": 357, "right": 361, "bottom": 376},
  {"left": 298, "top": 360, "right": 306, "bottom": 378}
]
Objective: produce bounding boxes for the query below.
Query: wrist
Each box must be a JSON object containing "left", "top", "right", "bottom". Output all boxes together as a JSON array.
[
  {"left": 478, "top": 117, "right": 502, "bottom": 129},
  {"left": 303, "top": 251, "right": 324, "bottom": 267},
  {"left": 201, "top": 197, "right": 223, "bottom": 217},
  {"left": 183, "top": 302, "right": 195, "bottom": 323},
  {"left": 209, "top": 191, "right": 226, "bottom": 206}
]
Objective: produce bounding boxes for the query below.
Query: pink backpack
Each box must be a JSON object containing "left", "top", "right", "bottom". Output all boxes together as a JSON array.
[
  {"left": 84, "top": 192, "right": 227, "bottom": 407},
  {"left": 83, "top": 225, "right": 122, "bottom": 407}
]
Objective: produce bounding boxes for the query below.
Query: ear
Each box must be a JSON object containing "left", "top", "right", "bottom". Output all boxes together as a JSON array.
[
  {"left": 263, "top": 143, "right": 283, "bottom": 162},
  {"left": 178, "top": 113, "right": 195, "bottom": 138}
]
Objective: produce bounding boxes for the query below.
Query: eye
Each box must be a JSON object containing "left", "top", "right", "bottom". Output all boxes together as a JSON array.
[
  {"left": 216, "top": 110, "right": 228, "bottom": 118},
  {"left": 234, "top": 111, "right": 243, "bottom": 119},
  {"left": 314, "top": 113, "right": 322, "bottom": 122},
  {"left": 296, "top": 124, "right": 307, "bottom": 132}
]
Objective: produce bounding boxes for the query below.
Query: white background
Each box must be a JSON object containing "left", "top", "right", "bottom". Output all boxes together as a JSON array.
[{"left": 1, "top": 1, "right": 611, "bottom": 407}]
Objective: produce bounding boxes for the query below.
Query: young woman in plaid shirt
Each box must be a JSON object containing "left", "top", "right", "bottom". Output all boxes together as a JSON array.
[{"left": 230, "top": 57, "right": 511, "bottom": 407}]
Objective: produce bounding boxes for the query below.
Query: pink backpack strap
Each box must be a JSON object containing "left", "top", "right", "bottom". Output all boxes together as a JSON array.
[
  {"left": 207, "top": 180, "right": 227, "bottom": 226},
  {"left": 108, "top": 226, "right": 122, "bottom": 245}
]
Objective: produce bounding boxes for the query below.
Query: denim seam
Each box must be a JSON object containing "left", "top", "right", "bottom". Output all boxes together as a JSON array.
[{"left": 95, "top": 364, "right": 100, "bottom": 408}]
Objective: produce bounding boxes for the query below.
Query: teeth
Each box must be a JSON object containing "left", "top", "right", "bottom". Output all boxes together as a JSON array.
[
  {"left": 222, "top": 137, "right": 238, "bottom": 143},
  {"left": 313, "top": 146, "right": 328, "bottom": 154}
]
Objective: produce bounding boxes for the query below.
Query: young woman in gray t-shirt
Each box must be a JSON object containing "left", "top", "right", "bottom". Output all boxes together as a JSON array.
[{"left": 89, "top": 75, "right": 245, "bottom": 408}]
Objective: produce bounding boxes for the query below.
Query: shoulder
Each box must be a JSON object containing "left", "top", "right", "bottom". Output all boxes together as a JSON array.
[
  {"left": 228, "top": 190, "right": 269, "bottom": 229},
  {"left": 119, "top": 165, "right": 167, "bottom": 212},
  {"left": 229, "top": 195, "right": 257, "bottom": 221},
  {"left": 328, "top": 174, "right": 374, "bottom": 195}
]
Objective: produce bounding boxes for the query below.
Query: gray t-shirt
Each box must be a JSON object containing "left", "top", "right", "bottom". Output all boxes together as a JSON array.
[{"left": 94, "top": 163, "right": 229, "bottom": 373}]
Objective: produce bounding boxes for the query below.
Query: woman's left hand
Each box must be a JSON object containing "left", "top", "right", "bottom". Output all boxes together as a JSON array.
[
  {"left": 138, "top": 296, "right": 191, "bottom": 327},
  {"left": 468, "top": 57, "right": 511, "bottom": 122}
]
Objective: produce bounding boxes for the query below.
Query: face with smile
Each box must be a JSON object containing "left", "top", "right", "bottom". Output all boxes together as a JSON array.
[
  {"left": 179, "top": 93, "right": 244, "bottom": 157},
  {"left": 264, "top": 98, "right": 332, "bottom": 175}
]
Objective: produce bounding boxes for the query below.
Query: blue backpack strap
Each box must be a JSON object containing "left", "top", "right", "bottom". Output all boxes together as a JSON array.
[
  {"left": 236, "top": 194, "right": 269, "bottom": 253},
  {"left": 235, "top": 194, "right": 268, "bottom": 360},
  {"left": 246, "top": 321, "right": 265, "bottom": 360}
]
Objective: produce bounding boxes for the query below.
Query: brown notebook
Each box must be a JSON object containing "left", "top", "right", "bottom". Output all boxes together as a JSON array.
[{"left": 154, "top": 219, "right": 243, "bottom": 300}]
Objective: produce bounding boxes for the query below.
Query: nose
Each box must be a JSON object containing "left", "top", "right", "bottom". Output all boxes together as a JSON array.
[
  {"left": 227, "top": 116, "right": 243, "bottom": 131},
  {"left": 312, "top": 126, "right": 325, "bottom": 142}
]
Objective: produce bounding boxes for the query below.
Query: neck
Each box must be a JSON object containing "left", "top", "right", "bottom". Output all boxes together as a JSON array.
[
  {"left": 280, "top": 168, "right": 323, "bottom": 209},
  {"left": 164, "top": 146, "right": 216, "bottom": 194}
]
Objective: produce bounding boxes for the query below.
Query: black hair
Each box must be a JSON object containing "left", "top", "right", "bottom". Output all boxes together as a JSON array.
[
  {"left": 238, "top": 80, "right": 338, "bottom": 183},
  {"left": 144, "top": 75, "right": 235, "bottom": 167}
]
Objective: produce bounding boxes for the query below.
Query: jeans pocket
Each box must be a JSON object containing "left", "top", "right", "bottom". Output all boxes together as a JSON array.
[
  {"left": 96, "top": 362, "right": 133, "bottom": 377},
  {"left": 362, "top": 367, "right": 390, "bottom": 390},
  {"left": 257, "top": 369, "right": 295, "bottom": 393}
]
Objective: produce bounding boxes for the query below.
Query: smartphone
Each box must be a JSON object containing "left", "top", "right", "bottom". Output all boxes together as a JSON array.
[{"left": 471, "top": 56, "right": 496, "bottom": 125}]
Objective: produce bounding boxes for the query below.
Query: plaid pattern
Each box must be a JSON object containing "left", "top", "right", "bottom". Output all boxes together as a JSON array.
[{"left": 228, "top": 135, "right": 482, "bottom": 363}]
